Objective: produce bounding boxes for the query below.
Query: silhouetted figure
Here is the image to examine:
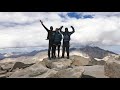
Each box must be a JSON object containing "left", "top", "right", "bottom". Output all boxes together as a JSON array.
[
  {"left": 52, "top": 26, "right": 63, "bottom": 58},
  {"left": 40, "top": 20, "right": 55, "bottom": 59},
  {"left": 60, "top": 26, "right": 75, "bottom": 59}
]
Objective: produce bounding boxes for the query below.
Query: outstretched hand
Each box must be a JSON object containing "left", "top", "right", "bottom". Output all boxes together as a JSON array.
[
  {"left": 71, "top": 26, "right": 74, "bottom": 28},
  {"left": 61, "top": 26, "right": 63, "bottom": 28},
  {"left": 59, "top": 26, "right": 63, "bottom": 31},
  {"left": 40, "top": 20, "right": 43, "bottom": 24}
]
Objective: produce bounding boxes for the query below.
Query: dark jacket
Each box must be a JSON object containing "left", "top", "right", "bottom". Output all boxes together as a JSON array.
[{"left": 60, "top": 28, "right": 75, "bottom": 42}]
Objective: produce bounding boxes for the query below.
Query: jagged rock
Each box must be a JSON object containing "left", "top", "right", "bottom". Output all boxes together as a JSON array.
[
  {"left": 34, "top": 69, "right": 58, "bottom": 78},
  {"left": 0, "top": 61, "right": 15, "bottom": 71},
  {"left": 53, "top": 66, "right": 84, "bottom": 78},
  {"left": 83, "top": 65, "right": 108, "bottom": 78},
  {"left": 5, "top": 72, "right": 14, "bottom": 77},
  {"left": 104, "top": 59, "right": 120, "bottom": 78},
  {"left": 0, "top": 66, "right": 3, "bottom": 71},
  {"left": 89, "top": 57, "right": 105, "bottom": 65},
  {"left": 70, "top": 55, "right": 91, "bottom": 66},
  {"left": 0, "top": 71, "right": 13, "bottom": 78},
  {"left": 103, "top": 54, "right": 120, "bottom": 61},
  {"left": 42, "top": 58, "right": 72, "bottom": 70},
  {"left": 91, "top": 60, "right": 105, "bottom": 65},
  {"left": 0, "top": 74, "right": 6, "bottom": 78},
  {"left": 9, "top": 62, "right": 35, "bottom": 72},
  {"left": 9, "top": 62, "right": 49, "bottom": 78},
  {"left": 0, "top": 70, "right": 7, "bottom": 75}
]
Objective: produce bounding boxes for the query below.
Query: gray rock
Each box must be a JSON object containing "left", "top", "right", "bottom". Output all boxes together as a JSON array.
[
  {"left": 42, "top": 58, "right": 72, "bottom": 70},
  {"left": 83, "top": 65, "right": 108, "bottom": 78},
  {"left": 70, "top": 55, "right": 91, "bottom": 66},
  {"left": 53, "top": 66, "right": 84, "bottom": 78},
  {"left": 0, "top": 66, "right": 3, "bottom": 71},
  {"left": 89, "top": 57, "right": 105, "bottom": 65},
  {"left": 0, "top": 70, "right": 7, "bottom": 75},
  {"left": 0, "top": 74, "right": 6, "bottom": 78},
  {"left": 104, "top": 59, "right": 120, "bottom": 78},
  {"left": 0, "top": 62, "right": 15, "bottom": 71},
  {"left": 9, "top": 62, "right": 49, "bottom": 78},
  {"left": 9, "top": 62, "right": 35, "bottom": 72},
  {"left": 0, "top": 72, "right": 13, "bottom": 78},
  {"left": 34, "top": 69, "right": 58, "bottom": 78}
]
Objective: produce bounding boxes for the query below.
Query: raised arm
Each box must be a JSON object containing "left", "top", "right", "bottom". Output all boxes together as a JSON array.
[
  {"left": 59, "top": 26, "right": 64, "bottom": 34},
  {"left": 59, "top": 26, "right": 63, "bottom": 31},
  {"left": 40, "top": 20, "right": 49, "bottom": 32},
  {"left": 70, "top": 26, "right": 75, "bottom": 34}
]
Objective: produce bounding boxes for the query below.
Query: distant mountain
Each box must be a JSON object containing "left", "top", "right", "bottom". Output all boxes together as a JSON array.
[
  {"left": 5, "top": 49, "right": 48, "bottom": 59},
  {"left": 0, "top": 46, "right": 118, "bottom": 60},
  {"left": 0, "top": 53, "right": 5, "bottom": 60},
  {"left": 79, "top": 46, "right": 118, "bottom": 59}
]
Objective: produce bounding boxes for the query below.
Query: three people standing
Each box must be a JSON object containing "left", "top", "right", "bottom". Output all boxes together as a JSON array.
[{"left": 40, "top": 20, "right": 75, "bottom": 59}]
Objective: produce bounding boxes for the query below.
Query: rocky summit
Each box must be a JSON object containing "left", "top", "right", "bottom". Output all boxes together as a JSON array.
[
  {"left": 0, "top": 53, "right": 115, "bottom": 78},
  {"left": 0, "top": 45, "right": 119, "bottom": 78}
]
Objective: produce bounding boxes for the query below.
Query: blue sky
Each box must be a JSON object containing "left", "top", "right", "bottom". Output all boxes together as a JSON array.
[
  {"left": 0, "top": 12, "right": 120, "bottom": 54},
  {"left": 67, "top": 12, "right": 93, "bottom": 19}
]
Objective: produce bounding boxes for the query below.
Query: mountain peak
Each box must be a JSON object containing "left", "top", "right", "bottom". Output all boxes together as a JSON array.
[{"left": 79, "top": 46, "right": 117, "bottom": 59}]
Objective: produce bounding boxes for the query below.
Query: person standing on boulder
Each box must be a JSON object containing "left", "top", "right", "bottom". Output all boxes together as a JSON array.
[
  {"left": 40, "top": 20, "right": 55, "bottom": 59},
  {"left": 60, "top": 26, "right": 75, "bottom": 59},
  {"left": 52, "top": 26, "right": 63, "bottom": 59}
]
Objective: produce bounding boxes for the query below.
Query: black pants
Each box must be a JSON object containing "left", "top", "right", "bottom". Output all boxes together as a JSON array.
[
  {"left": 52, "top": 42, "right": 61, "bottom": 58},
  {"left": 48, "top": 40, "right": 53, "bottom": 58},
  {"left": 62, "top": 41, "right": 70, "bottom": 58}
]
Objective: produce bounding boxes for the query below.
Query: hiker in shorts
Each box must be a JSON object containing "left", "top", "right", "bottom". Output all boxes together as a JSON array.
[{"left": 60, "top": 26, "right": 75, "bottom": 59}]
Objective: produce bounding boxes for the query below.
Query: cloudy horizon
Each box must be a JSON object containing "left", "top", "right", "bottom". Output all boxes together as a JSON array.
[{"left": 0, "top": 12, "right": 120, "bottom": 54}]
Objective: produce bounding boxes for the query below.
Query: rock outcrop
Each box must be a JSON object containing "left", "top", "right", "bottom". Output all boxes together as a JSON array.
[
  {"left": 53, "top": 66, "right": 84, "bottom": 78},
  {"left": 9, "top": 62, "right": 35, "bottom": 72},
  {"left": 42, "top": 58, "right": 72, "bottom": 70},
  {"left": 83, "top": 65, "right": 108, "bottom": 78},
  {"left": 9, "top": 62, "right": 49, "bottom": 78},
  {"left": 104, "top": 59, "right": 120, "bottom": 78},
  {"left": 0, "top": 54, "right": 108, "bottom": 78},
  {"left": 70, "top": 55, "right": 91, "bottom": 66},
  {"left": 6, "top": 57, "right": 85, "bottom": 78}
]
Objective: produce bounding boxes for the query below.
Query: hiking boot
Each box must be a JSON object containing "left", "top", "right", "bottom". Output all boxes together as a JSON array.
[
  {"left": 53, "top": 56, "right": 56, "bottom": 59},
  {"left": 48, "top": 56, "right": 51, "bottom": 60},
  {"left": 67, "top": 57, "right": 69, "bottom": 59},
  {"left": 58, "top": 57, "right": 61, "bottom": 59}
]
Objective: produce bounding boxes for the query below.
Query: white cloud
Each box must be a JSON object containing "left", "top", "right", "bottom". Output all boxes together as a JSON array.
[{"left": 0, "top": 12, "right": 120, "bottom": 53}]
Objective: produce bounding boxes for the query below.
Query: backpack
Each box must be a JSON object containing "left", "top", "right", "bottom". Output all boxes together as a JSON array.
[
  {"left": 53, "top": 32, "right": 62, "bottom": 43},
  {"left": 63, "top": 34, "right": 70, "bottom": 41}
]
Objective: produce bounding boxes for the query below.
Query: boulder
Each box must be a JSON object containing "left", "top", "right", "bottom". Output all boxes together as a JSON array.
[
  {"left": 0, "top": 72, "right": 13, "bottom": 78},
  {"left": 9, "top": 62, "right": 49, "bottom": 78},
  {"left": 0, "top": 66, "right": 3, "bottom": 71},
  {"left": 89, "top": 57, "right": 105, "bottom": 65},
  {"left": 0, "top": 62, "right": 15, "bottom": 71},
  {"left": 34, "top": 69, "right": 58, "bottom": 78},
  {"left": 9, "top": 62, "right": 35, "bottom": 72},
  {"left": 70, "top": 55, "right": 91, "bottom": 66},
  {"left": 0, "top": 70, "right": 7, "bottom": 75},
  {"left": 0, "top": 74, "right": 6, "bottom": 78},
  {"left": 104, "top": 59, "right": 120, "bottom": 78},
  {"left": 42, "top": 58, "right": 72, "bottom": 70},
  {"left": 83, "top": 65, "right": 108, "bottom": 78},
  {"left": 53, "top": 66, "right": 84, "bottom": 78}
]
